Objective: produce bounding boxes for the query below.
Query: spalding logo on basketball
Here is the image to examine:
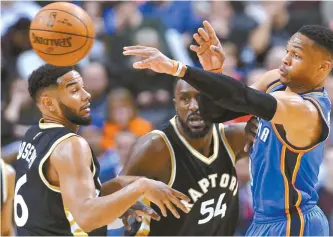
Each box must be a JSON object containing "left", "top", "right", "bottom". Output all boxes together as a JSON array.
[{"left": 29, "top": 2, "right": 95, "bottom": 66}]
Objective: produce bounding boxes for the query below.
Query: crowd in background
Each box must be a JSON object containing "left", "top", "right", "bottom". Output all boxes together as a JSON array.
[{"left": 1, "top": 1, "right": 333, "bottom": 235}]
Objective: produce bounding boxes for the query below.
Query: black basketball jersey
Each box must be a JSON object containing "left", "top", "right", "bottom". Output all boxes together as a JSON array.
[
  {"left": 14, "top": 121, "right": 106, "bottom": 236},
  {"left": 136, "top": 117, "right": 239, "bottom": 236}
]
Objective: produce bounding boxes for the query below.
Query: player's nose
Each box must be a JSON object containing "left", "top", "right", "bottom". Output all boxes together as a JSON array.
[
  {"left": 188, "top": 98, "right": 199, "bottom": 112},
  {"left": 82, "top": 88, "right": 91, "bottom": 101},
  {"left": 282, "top": 53, "right": 291, "bottom": 66}
]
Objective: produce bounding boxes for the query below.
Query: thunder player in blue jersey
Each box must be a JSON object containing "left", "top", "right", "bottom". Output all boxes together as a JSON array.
[{"left": 123, "top": 21, "right": 332, "bottom": 236}]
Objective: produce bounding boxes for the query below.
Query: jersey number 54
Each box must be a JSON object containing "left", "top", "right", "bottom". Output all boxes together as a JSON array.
[{"left": 198, "top": 193, "right": 227, "bottom": 225}]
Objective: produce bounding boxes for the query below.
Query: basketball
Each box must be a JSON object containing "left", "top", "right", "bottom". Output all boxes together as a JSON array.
[{"left": 29, "top": 2, "right": 95, "bottom": 66}]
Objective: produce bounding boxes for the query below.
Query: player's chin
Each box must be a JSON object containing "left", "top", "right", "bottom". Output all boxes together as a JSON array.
[
  {"left": 80, "top": 114, "right": 92, "bottom": 125},
  {"left": 279, "top": 75, "right": 290, "bottom": 85}
]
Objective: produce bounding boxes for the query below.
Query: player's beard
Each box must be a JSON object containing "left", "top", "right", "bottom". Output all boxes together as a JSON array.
[
  {"left": 59, "top": 101, "right": 92, "bottom": 126},
  {"left": 176, "top": 113, "right": 213, "bottom": 139}
]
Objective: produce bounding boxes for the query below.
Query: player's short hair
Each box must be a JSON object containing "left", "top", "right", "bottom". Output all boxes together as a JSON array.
[
  {"left": 28, "top": 64, "right": 73, "bottom": 101},
  {"left": 298, "top": 25, "right": 333, "bottom": 59}
]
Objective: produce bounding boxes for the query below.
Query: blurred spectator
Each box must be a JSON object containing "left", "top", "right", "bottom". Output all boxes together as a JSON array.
[
  {"left": 81, "top": 63, "right": 109, "bottom": 128},
  {"left": 264, "top": 46, "right": 286, "bottom": 71},
  {"left": 246, "top": 1, "right": 290, "bottom": 65},
  {"left": 139, "top": 2, "right": 202, "bottom": 34},
  {"left": 79, "top": 125, "right": 104, "bottom": 158},
  {"left": 2, "top": 79, "right": 41, "bottom": 157},
  {"left": 320, "top": 1, "right": 333, "bottom": 29},
  {"left": 246, "top": 68, "right": 266, "bottom": 86},
  {"left": 1, "top": 1, "right": 40, "bottom": 37},
  {"left": 101, "top": 88, "right": 153, "bottom": 150},
  {"left": 103, "top": 2, "right": 170, "bottom": 69},
  {"left": 2, "top": 79, "right": 41, "bottom": 142},
  {"left": 99, "top": 131, "right": 137, "bottom": 183},
  {"left": 222, "top": 42, "right": 243, "bottom": 81}
]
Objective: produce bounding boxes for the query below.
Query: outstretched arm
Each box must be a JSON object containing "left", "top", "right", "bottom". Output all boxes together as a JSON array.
[
  {"left": 123, "top": 46, "right": 322, "bottom": 148},
  {"left": 50, "top": 136, "right": 189, "bottom": 232}
]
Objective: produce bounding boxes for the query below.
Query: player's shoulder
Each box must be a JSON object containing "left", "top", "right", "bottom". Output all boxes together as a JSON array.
[
  {"left": 250, "top": 69, "right": 281, "bottom": 92},
  {"left": 50, "top": 135, "right": 91, "bottom": 164},
  {"left": 135, "top": 130, "right": 170, "bottom": 154}
]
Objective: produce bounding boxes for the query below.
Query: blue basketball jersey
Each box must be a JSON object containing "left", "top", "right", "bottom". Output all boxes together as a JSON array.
[{"left": 249, "top": 80, "right": 331, "bottom": 223}]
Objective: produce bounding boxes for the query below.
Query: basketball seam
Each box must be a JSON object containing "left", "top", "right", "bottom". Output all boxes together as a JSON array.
[
  {"left": 30, "top": 29, "right": 94, "bottom": 39},
  {"left": 31, "top": 7, "right": 92, "bottom": 57}
]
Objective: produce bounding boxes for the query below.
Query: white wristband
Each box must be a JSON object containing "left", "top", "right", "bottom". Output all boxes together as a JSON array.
[{"left": 173, "top": 61, "right": 183, "bottom": 77}]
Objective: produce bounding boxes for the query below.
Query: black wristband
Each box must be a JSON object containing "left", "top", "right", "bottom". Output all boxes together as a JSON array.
[{"left": 183, "top": 66, "right": 277, "bottom": 121}]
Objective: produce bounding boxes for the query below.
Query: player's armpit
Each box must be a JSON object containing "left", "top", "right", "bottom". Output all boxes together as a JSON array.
[
  {"left": 1, "top": 164, "right": 15, "bottom": 236},
  {"left": 270, "top": 91, "right": 323, "bottom": 148},
  {"left": 120, "top": 132, "right": 171, "bottom": 184},
  {"left": 224, "top": 120, "right": 258, "bottom": 162}
]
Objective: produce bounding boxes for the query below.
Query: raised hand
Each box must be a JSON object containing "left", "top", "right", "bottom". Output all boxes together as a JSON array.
[
  {"left": 123, "top": 46, "right": 175, "bottom": 75},
  {"left": 190, "top": 21, "right": 225, "bottom": 72},
  {"left": 139, "top": 178, "right": 190, "bottom": 219}
]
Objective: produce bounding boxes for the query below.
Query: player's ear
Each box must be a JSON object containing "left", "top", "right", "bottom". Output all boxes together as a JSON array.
[
  {"left": 319, "top": 60, "right": 332, "bottom": 73},
  {"left": 40, "top": 94, "right": 56, "bottom": 112}
]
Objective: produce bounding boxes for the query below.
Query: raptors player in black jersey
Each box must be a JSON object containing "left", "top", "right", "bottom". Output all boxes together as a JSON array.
[
  {"left": 14, "top": 64, "right": 190, "bottom": 236},
  {"left": 120, "top": 79, "right": 257, "bottom": 235}
]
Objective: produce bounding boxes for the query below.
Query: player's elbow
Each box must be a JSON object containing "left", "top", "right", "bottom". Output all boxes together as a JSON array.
[{"left": 76, "top": 216, "right": 96, "bottom": 233}]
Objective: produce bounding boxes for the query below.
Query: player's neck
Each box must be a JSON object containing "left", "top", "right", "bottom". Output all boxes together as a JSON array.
[
  {"left": 285, "top": 84, "right": 324, "bottom": 94},
  {"left": 42, "top": 115, "right": 79, "bottom": 133},
  {"left": 189, "top": 133, "right": 214, "bottom": 157}
]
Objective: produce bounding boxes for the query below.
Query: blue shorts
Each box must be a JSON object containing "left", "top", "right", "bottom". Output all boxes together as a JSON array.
[{"left": 246, "top": 206, "right": 329, "bottom": 236}]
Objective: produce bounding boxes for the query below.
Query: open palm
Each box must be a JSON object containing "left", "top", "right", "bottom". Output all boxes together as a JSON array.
[{"left": 190, "top": 21, "right": 225, "bottom": 72}]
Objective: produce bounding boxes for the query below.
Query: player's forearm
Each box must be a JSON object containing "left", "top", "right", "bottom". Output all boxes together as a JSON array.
[
  {"left": 76, "top": 178, "right": 147, "bottom": 232},
  {"left": 199, "top": 94, "right": 248, "bottom": 123},
  {"left": 180, "top": 66, "right": 277, "bottom": 121},
  {"left": 101, "top": 175, "right": 142, "bottom": 196}
]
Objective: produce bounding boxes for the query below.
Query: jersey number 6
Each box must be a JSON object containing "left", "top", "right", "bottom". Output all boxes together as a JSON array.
[{"left": 14, "top": 174, "right": 29, "bottom": 227}]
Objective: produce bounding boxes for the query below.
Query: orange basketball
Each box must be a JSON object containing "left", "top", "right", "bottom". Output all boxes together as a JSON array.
[{"left": 29, "top": 2, "right": 95, "bottom": 66}]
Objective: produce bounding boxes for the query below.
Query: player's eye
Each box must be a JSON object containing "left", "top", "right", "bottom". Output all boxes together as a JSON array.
[
  {"left": 182, "top": 97, "right": 189, "bottom": 103},
  {"left": 293, "top": 53, "right": 300, "bottom": 59}
]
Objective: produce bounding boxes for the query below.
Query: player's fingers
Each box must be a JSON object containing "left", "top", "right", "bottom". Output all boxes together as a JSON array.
[
  {"left": 164, "top": 200, "right": 180, "bottom": 219},
  {"left": 122, "top": 215, "right": 131, "bottom": 230},
  {"left": 123, "top": 49, "right": 154, "bottom": 58},
  {"left": 193, "top": 33, "right": 205, "bottom": 46},
  {"left": 203, "top": 20, "right": 218, "bottom": 40},
  {"left": 168, "top": 194, "right": 189, "bottom": 214},
  {"left": 155, "top": 201, "right": 167, "bottom": 217},
  {"left": 171, "top": 189, "right": 191, "bottom": 202},
  {"left": 189, "top": 45, "right": 200, "bottom": 53},
  {"left": 210, "top": 45, "right": 224, "bottom": 60},
  {"left": 198, "top": 28, "right": 209, "bottom": 42},
  {"left": 138, "top": 207, "right": 161, "bottom": 221},
  {"left": 135, "top": 212, "right": 142, "bottom": 222},
  {"left": 133, "top": 57, "right": 155, "bottom": 69},
  {"left": 123, "top": 45, "right": 151, "bottom": 50}
]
